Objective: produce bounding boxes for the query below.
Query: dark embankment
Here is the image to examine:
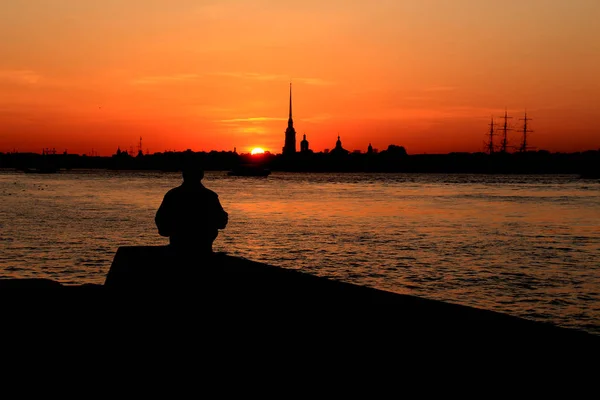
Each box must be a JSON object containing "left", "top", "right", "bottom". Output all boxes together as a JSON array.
[{"left": 1, "top": 245, "right": 598, "bottom": 349}]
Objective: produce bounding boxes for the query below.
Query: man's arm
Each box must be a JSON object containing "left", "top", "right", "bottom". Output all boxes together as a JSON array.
[
  {"left": 213, "top": 196, "right": 228, "bottom": 230},
  {"left": 155, "top": 193, "right": 173, "bottom": 237}
]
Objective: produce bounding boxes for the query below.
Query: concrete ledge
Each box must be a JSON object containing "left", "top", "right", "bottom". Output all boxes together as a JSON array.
[{"left": 1, "top": 246, "right": 598, "bottom": 347}]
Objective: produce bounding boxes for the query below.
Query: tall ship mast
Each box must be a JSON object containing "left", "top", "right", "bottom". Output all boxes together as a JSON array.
[
  {"left": 518, "top": 112, "right": 533, "bottom": 153},
  {"left": 485, "top": 116, "right": 496, "bottom": 154},
  {"left": 500, "top": 108, "right": 513, "bottom": 153}
]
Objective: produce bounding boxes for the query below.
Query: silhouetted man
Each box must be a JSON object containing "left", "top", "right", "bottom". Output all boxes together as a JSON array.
[{"left": 155, "top": 161, "right": 228, "bottom": 255}]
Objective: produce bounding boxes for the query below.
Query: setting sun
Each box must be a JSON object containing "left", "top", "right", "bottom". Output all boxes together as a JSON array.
[{"left": 251, "top": 148, "right": 265, "bottom": 155}]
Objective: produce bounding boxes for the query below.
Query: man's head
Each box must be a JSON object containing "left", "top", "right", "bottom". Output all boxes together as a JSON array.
[{"left": 181, "top": 159, "right": 204, "bottom": 182}]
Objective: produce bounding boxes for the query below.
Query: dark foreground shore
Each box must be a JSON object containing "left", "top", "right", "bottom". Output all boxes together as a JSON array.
[{"left": 1, "top": 245, "right": 598, "bottom": 348}]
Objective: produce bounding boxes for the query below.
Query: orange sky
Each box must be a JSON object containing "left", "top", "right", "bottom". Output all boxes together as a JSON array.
[{"left": 1, "top": 0, "right": 599, "bottom": 155}]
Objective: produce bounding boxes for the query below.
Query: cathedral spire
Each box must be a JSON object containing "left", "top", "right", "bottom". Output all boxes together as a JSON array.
[
  {"left": 288, "top": 82, "right": 293, "bottom": 124},
  {"left": 283, "top": 82, "right": 297, "bottom": 155}
]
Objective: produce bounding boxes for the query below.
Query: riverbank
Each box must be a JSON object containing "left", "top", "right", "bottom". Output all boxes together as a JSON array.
[{"left": 3, "top": 148, "right": 600, "bottom": 174}]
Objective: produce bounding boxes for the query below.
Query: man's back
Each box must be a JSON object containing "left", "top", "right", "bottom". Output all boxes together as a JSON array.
[{"left": 155, "top": 181, "right": 228, "bottom": 252}]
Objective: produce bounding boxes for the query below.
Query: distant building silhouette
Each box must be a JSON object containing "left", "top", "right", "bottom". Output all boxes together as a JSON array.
[
  {"left": 137, "top": 136, "right": 144, "bottom": 158},
  {"left": 300, "top": 134, "right": 310, "bottom": 153},
  {"left": 330, "top": 135, "right": 349, "bottom": 156},
  {"left": 367, "top": 143, "right": 373, "bottom": 154},
  {"left": 114, "top": 147, "right": 130, "bottom": 157},
  {"left": 282, "top": 83, "right": 296, "bottom": 155},
  {"left": 384, "top": 144, "right": 407, "bottom": 157}
]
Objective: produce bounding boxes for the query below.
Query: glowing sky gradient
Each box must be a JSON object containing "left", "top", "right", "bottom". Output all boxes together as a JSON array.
[{"left": 1, "top": 0, "right": 599, "bottom": 155}]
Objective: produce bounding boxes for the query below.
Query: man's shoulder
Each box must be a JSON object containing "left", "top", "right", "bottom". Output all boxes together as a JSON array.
[
  {"left": 203, "top": 186, "right": 219, "bottom": 196},
  {"left": 201, "top": 187, "right": 220, "bottom": 200},
  {"left": 165, "top": 185, "right": 184, "bottom": 196}
]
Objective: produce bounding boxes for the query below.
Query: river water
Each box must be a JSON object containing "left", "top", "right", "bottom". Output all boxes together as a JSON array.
[{"left": 1, "top": 169, "right": 599, "bottom": 334}]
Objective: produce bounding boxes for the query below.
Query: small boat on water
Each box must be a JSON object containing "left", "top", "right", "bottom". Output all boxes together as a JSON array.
[
  {"left": 579, "top": 171, "right": 600, "bottom": 179},
  {"left": 227, "top": 165, "right": 271, "bottom": 177},
  {"left": 578, "top": 164, "right": 600, "bottom": 179},
  {"left": 22, "top": 167, "right": 58, "bottom": 174}
]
